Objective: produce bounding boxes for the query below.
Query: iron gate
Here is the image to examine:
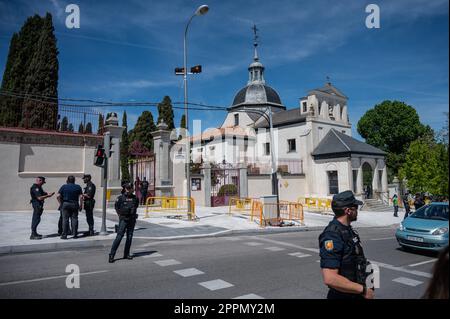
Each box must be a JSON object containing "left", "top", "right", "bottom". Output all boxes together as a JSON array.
[
  {"left": 211, "top": 164, "right": 240, "bottom": 207},
  {"left": 129, "top": 155, "right": 155, "bottom": 197}
]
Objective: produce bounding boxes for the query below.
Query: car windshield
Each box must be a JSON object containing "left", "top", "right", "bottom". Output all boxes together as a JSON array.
[{"left": 410, "top": 204, "right": 449, "bottom": 221}]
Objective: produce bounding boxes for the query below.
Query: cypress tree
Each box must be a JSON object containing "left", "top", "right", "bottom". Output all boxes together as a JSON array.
[
  {"left": 120, "top": 111, "right": 131, "bottom": 181},
  {"left": 178, "top": 114, "right": 186, "bottom": 140},
  {"left": 61, "top": 116, "right": 68, "bottom": 131},
  {"left": 85, "top": 122, "right": 93, "bottom": 134},
  {"left": 129, "top": 111, "right": 156, "bottom": 153},
  {"left": 68, "top": 123, "right": 74, "bottom": 132},
  {"left": 0, "top": 13, "right": 59, "bottom": 129},
  {"left": 97, "top": 114, "right": 104, "bottom": 134},
  {"left": 157, "top": 95, "right": 175, "bottom": 130},
  {"left": 78, "top": 123, "right": 84, "bottom": 133},
  {"left": 21, "top": 13, "right": 59, "bottom": 129}
]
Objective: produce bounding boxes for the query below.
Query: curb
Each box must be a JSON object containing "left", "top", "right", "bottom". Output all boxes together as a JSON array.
[{"left": 0, "top": 237, "right": 113, "bottom": 255}]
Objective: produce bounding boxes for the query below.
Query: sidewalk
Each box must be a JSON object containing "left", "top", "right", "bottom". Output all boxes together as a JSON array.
[{"left": 0, "top": 206, "right": 402, "bottom": 255}]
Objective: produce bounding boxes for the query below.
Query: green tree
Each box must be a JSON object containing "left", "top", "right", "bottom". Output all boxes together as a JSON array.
[
  {"left": 68, "top": 123, "right": 74, "bottom": 132},
  {"left": 178, "top": 114, "right": 186, "bottom": 140},
  {"left": 85, "top": 122, "right": 93, "bottom": 134},
  {"left": 120, "top": 111, "right": 131, "bottom": 182},
  {"left": 60, "top": 116, "right": 68, "bottom": 131},
  {"left": 78, "top": 123, "right": 84, "bottom": 133},
  {"left": 97, "top": 114, "right": 104, "bottom": 134},
  {"left": 357, "top": 100, "right": 432, "bottom": 179},
  {"left": 0, "top": 13, "right": 59, "bottom": 129},
  {"left": 129, "top": 111, "right": 156, "bottom": 153},
  {"left": 399, "top": 136, "right": 449, "bottom": 195},
  {"left": 157, "top": 95, "right": 175, "bottom": 130}
]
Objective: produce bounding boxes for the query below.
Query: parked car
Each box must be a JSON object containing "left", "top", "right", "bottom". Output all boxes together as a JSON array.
[{"left": 396, "top": 202, "right": 449, "bottom": 252}]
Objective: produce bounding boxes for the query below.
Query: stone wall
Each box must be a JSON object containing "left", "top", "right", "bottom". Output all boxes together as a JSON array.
[{"left": 0, "top": 128, "right": 103, "bottom": 211}]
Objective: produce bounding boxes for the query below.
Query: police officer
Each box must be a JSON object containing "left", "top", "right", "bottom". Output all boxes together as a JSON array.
[
  {"left": 319, "top": 190, "right": 374, "bottom": 299},
  {"left": 82, "top": 174, "right": 96, "bottom": 236},
  {"left": 140, "top": 177, "right": 149, "bottom": 205},
  {"left": 109, "top": 183, "right": 139, "bottom": 263},
  {"left": 30, "top": 176, "right": 55, "bottom": 240},
  {"left": 57, "top": 176, "right": 83, "bottom": 239}
]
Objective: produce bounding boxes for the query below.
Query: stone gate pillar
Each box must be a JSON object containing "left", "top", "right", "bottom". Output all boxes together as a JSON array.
[
  {"left": 152, "top": 120, "right": 173, "bottom": 197},
  {"left": 104, "top": 113, "right": 124, "bottom": 201}
]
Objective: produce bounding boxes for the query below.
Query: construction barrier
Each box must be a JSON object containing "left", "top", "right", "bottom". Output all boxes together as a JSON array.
[
  {"left": 228, "top": 197, "right": 255, "bottom": 215},
  {"left": 144, "top": 196, "right": 196, "bottom": 220},
  {"left": 298, "top": 197, "right": 332, "bottom": 212},
  {"left": 250, "top": 200, "right": 304, "bottom": 227}
]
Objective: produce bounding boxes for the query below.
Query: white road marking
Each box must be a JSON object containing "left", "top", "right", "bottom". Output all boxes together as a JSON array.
[
  {"left": 0, "top": 270, "right": 108, "bottom": 287},
  {"left": 173, "top": 268, "right": 205, "bottom": 277},
  {"left": 392, "top": 277, "right": 423, "bottom": 287},
  {"left": 233, "top": 293, "right": 264, "bottom": 299},
  {"left": 409, "top": 259, "right": 437, "bottom": 267},
  {"left": 264, "top": 246, "right": 286, "bottom": 252},
  {"left": 249, "top": 236, "right": 320, "bottom": 253},
  {"left": 370, "top": 237, "right": 396, "bottom": 241},
  {"left": 223, "top": 237, "right": 242, "bottom": 241},
  {"left": 245, "top": 242, "right": 264, "bottom": 246},
  {"left": 154, "top": 259, "right": 181, "bottom": 267},
  {"left": 143, "top": 253, "right": 163, "bottom": 258},
  {"left": 370, "top": 261, "right": 432, "bottom": 279},
  {"left": 288, "top": 252, "right": 311, "bottom": 258},
  {"left": 248, "top": 236, "right": 432, "bottom": 278},
  {"left": 199, "top": 279, "right": 234, "bottom": 291}
]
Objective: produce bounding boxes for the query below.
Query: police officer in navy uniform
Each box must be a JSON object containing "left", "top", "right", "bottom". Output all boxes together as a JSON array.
[
  {"left": 30, "top": 176, "right": 55, "bottom": 239},
  {"left": 319, "top": 190, "right": 374, "bottom": 299},
  {"left": 57, "top": 176, "right": 83, "bottom": 239},
  {"left": 82, "top": 174, "right": 96, "bottom": 236},
  {"left": 109, "top": 183, "right": 139, "bottom": 263}
]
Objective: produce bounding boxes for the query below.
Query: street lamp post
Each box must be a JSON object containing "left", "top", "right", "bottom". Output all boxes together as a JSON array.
[{"left": 184, "top": 5, "right": 209, "bottom": 210}]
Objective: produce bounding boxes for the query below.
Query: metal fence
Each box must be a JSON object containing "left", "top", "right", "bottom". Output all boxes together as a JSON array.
[{"left": 0, "top": 97, "right": 103, "bottom": 135}]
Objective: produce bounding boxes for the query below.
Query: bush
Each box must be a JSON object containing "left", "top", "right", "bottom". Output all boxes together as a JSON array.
[{"left": 218, "top": 184, "right": 238, "bottom": 196}]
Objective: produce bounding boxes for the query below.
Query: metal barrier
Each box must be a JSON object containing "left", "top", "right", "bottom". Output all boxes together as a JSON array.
[
  {"left": 250, "top": 200, "right": 304, "bottom": 227},
  {"left": 298, "top": 197, "right": 332, "bottom": 212},
  {"left": 144, "top": 196, "right": 196, "bottom": 220},
  {"left": 228, "top": 197, "right": 255, "bottom": 215}
]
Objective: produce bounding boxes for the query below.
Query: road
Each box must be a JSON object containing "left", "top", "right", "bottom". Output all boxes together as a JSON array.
[{"left": 0, "top": 226, "right": 439, "bottom": 299}]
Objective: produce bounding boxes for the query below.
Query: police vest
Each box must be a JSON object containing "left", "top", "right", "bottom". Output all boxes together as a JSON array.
[
  {"left": 323, "top": 223, "right": 367, "bottom": 283},
  {"left": 118, "top": 196, "right": 137, "bottom": 216}
]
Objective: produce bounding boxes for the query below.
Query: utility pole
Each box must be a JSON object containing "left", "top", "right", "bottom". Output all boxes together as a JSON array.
[{"left": 100, "top": 131, "right": 110, "bottom": 235}]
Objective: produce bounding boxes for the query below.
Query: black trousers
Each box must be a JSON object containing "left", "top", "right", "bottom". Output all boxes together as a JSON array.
[
  {"left": 31, "top": 202, "right": 43, "bottom": 233},
  {"left": 62, "top": 202, "right": 79, "bottom": 236},
  {"left": 394, "top": 205, "right": 399, "bottom": 217},
  {"left": 85, "top": 200, "right": 95, "bottom": 231},
  {"left": 403, "top": 206, "right": 411, "bottom": 220},
  {"left": 110, "top": 218, "right": 136, "bottom": 258},
  {"left": 141, "top": 191, "right": 148, "bottom": 205},
  {"left": 327, "top": 289, "right": 364, "bottom": 299}
]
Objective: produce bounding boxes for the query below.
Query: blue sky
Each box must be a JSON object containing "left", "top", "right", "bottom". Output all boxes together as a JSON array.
[{"left": 0, "top": 0, "right": 448, "bottom": 139}]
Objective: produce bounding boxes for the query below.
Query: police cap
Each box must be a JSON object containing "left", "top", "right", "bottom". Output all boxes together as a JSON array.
[
  {"left": 37, "top": 176, "right": 46, "bottom": 183},
  {"left": 331, "top": 190, "right": 363, "bottom": 209}
]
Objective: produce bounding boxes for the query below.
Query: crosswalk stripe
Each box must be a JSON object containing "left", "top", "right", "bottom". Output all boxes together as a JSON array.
[
  {"left": 392, "top": 277, "right": 423, "bottom": 287},
  {"left": 173, "top": 268, "right": 205, "bottom": 277},
  {"left": 288, "top": 252, "right": 311, "bottom": 258},
  {"left": 233, "top": 293, "right": 264, "bottom": 299},
  {"left": 198, "top": 279, "right": 234, "bottom": 291},
  {"left": 154, "top": 259, "right": 181, "bottom": 267}
]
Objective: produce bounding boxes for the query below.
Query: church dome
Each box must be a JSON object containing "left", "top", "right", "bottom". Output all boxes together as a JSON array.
[{"left": 232, "top": 83, "right": 282, "bottom": 106}]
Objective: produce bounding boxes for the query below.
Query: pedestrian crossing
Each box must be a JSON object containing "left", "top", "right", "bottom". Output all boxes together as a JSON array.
[{"left": 135, "top": 235, "right": 429, "bottom": 298}]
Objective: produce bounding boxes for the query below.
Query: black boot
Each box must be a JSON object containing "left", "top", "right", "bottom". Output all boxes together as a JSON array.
[
  {"left": 109, "top": 255, "right": 115, "bottom": 263},
  {"left": 30, "top": 232, "right": 42, "bottom": 240},
  {"left": 60, "top": 235, "right": 68, "bottom": 240},
  {"left": 123, "top": 255, "right": 133, "bottom": 260},
  {"left": 88, "top": 230, "right": 95, "bottom": 236}
]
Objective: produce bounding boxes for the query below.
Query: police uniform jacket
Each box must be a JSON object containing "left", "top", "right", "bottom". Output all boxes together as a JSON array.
[
  {"left": 319, "top": 218, "right": 368, "bottom": 297},
  {"left": 115, "top": 193, "right": 139, "bottom": 220},
  {"left": 30, "top": 184, "right": 48, "bottom": 206}
]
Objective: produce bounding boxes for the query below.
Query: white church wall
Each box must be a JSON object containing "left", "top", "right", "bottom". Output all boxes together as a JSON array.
[
  {"left": 310, "top": 158, "right": 352, "bottom": 197},
  {"left": 221, "top": 112, "right": 254, "bottom": 128}
]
